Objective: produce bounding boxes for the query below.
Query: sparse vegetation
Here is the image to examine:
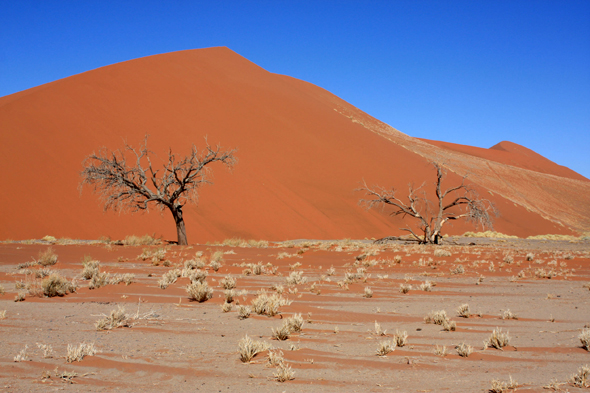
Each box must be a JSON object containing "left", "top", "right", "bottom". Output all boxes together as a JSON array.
[
  {"left": 579, "top": 328, "right": 590, "bottom": 351},
  {"left": 273, "top": 362, "right": 295, "bottom": 382},
  {"left": 95, "top": 306, "right": 132, "bottom": 330},
  {"left": 501, "top": 309, "right": 518, "bottom": 320},
  {"left": 484, "top": 327, "right": 511, "bottom": 350},
  {"left": 238, "top": 335, "right": 270, "bottom": 363},
  {"left": 489, "top": 376, "right": 518, "bottom": 392},
  {"left": 433, "top": 345, "right": 447, "bottom": 356},
  {"left": 38, "top": 248, "right": 58, "bottom": 266},
  {"left": 456, "top": 342, "right": 473, "bottom": 357},
  {"left": 376, "top": 340, "right": 395, "bottom": 356},
  {"left": 42, "top": 274, "right": 76, "bottom": 297},
  {"left": 392, "top": 329, "right": 408, "bottom": 347},
  {"left": 457, "top": 304, "right": 471, "bottom": 318},
  {"left": 13, "top": 345, "right": 29, "bottom": 362},
  {"left": 570, "top": 364, "right": 589, "bottom": 388},
  {"left": 66, "top": 342, "right": 98, "bottom": 362},
  {"left": 399, "top": 283, "right": 411, "bottom": 294},
  {"left": 36, "top": 343, "right": 53, "bottom": 358},
  {"left": 186, "top": 281, "right": 213, "bottom": 302}
]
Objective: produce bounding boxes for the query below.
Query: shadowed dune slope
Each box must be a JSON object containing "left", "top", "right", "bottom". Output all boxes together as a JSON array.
[{"left": 0, "top": 47, "right": 587, "bottom": 242}]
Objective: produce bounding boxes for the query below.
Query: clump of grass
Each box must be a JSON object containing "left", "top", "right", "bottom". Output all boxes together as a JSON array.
[
  {"left": 484, "top": 327, "right": 511, "bottom": 350},
  {"left": 220, "top": 275, "right": 237, "bottom": 290},
  {"left": 425, "top": 310, "right": 456, "bottom": 331},
  {"left": 579, "top": 328, "right": 590, "bottom": 351},
  {"left": 95, "top": 306, "right": 132, "bottom": 331},
  {"left": 526, "top": 253, "right": 535, "bottom": 261},
  {"left": 186, "top": 281, "right": 213, "bottom": 302},
  {"left": 42, "top": 274, "right": 76, "bottom": 297},
  {"left": 501, "top": 309, "right": 518, "bottom": 320},
  {"left": 38, "top": 248, "right": 58, "bottom": 266},
  {"left": 433, "top": 345, "right": 447, "bottom": 356},
  {"left": 14, "top": 292, "right": 26, "bottom": 302},
  {"left": 88, "top": 272, "right": 110, "bottom": 289},
  {"left": 66, "top": 342, "right": 98, "bottom": 363},
  {"left": 158, "top": 269, "right": 181, "bottom": 289},
  {"left": 251, "top": 291, "right": 290, "bottom": 317},
  {"left": 267, "top": 349, "right": 285, "bottom": 367},
  {"left": 419, "top": 281, "right": 433, "bottom": 291},
  {"left": 434, "top": 249, "right": 451, "bottom": 257},
  {"left": 489, "top": 376, "right": 518, "bottom": 392},
  {"left": 36, "top": 343, "right": 53, "bottom": 358},
  {"left": 456, "top": 342, "right": 473, "bottom": 357},
  {"left": 570, "top": 365, "right": 590, "bottom": 388},
  {"left": 274, "top": 362, "right": 295, "bottom": 382},
  {"left": 457, "top": 304, "right": 471, "bottom": 318},
  {"left": 13, "top": 345, "right": 29, "bottom": 362},
  {"left": 81, "top": 260, "right": 100, "bottom": 279},
  {"left": 0, "top": 284, "right": 4, "bottom": 296},
  {"left": 221, "top": 302, "right": 232, "bottom": 313},
  {"left": 0, "top": 310, "right": 6, "bottom": 319},
  {"left": 451, "top": 265, "right": 465, "bottom": 275},
  {"left": 285, "top": 271, "right": 307, "bottom": 286},
  {"left": 285, "top": 314, "right": 304, "bottom": 333},
  {"left": 399, "top": 283, "right": 411, "bottom": 294},
  {"left": 123, "top": 235, "right": 160, "bottom": 246},
  {"left": 392, "top": 330, "right": 408, "bottom": 347},
  {"left": 363, "top": 286, "right": 373, "bottom": 298},
  {"left": 271, "top": 322, "right": 292, "bottom": 341},
  {"left": 376, "top": 340, "right": 395, "bottom": 356},
  {"left": 371, "top": 321, "right": 387, "bottom": 336},
  {"left": 188, "top": 269, "right": 208, "bottom": 284},
  {"left": 238, "top": 335, "right": 270, "bottom": 363},
  {"left": 237, "top": 305, "right": 251, "bottom": 320}
]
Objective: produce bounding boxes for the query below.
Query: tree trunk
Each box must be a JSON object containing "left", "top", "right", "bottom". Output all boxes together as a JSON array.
[{"left": 170, "top": 206, "right": 188, "bottom": 245}]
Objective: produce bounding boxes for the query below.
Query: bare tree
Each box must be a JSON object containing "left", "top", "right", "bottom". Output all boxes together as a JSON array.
[
  {"left": 359, "top": 162, "right": 497, "bottom": 244},
  {"left": 80, "top": 135, "right": 237, "bottom": 245}
]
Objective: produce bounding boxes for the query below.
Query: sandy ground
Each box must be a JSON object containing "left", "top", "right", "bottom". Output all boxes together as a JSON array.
[{"left": 0, "top": 237, "right": 589, "bottom": 392}]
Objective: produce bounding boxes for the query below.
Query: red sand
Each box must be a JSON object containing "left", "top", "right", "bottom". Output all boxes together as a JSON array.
[{"left": 0, "top": 47, "right": 588, "bottom": 242}]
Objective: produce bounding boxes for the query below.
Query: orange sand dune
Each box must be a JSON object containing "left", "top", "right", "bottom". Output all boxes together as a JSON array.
[{"left": 0, "top": 47, "right": 587, "bottom": 242}]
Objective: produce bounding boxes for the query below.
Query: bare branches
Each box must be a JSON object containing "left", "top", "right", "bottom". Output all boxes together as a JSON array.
[
  {"left": 359, "top": 162, "right": 497, "bottom": 245},
  {"left": 80, "top": 135, "right": 237, "bottom": 245}
]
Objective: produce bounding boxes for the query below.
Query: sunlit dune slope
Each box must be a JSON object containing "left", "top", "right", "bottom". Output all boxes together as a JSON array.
[{"left": 0, "top": 47, "right": 587, "bottom": 242}]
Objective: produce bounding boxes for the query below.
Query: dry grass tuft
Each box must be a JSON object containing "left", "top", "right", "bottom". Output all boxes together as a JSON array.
[
  {"left": 267, "top": 350, "right": 284, "bottom": 367},
  {"left": 95, "top": 306, "right": 132, "bottom": 331},
  {"left": 220, "top": 275, "right": 237, "bottom": 290},
  {"left": 285, "top": 314, "right": 304, "bottom": 333},
  {"left": 570, "top": 364, "right": 590, "bottom": 388},
  {"left": 489, "top": 376, "right": 518, "bottom": 392},
  {"left": 457, "top": 304, "right": 471, "bottom": 318},
  {"left": 433, "top": 345, "right": 447, "bottom": 356},
  {"left": 237, "top": 305, "right": 251, "bottom": 320},
  {"left": 399, "top": 283, "right": 411, "bottom": 294},
  {"left": 238, "top": 335, "right": 270, "bottom": 363},
  {"left": 285, "top": 271, "right": 307, "bottom": 286},
  {"left": 456, "top": 342, "right": 473, "bottom": 357},
  {"left": 419, "top": 280, "right": 433, "bottom": 291},
  {"left": 392, "top": 329, "right": 408, "bottom": 347},
  {"left": 484, "top": 327, "right": 511, "bottom": 350},
  {"left": 0, "top": 310, "right": 6, "bottom": 319},
  {"left": 371, "top": 321, "right": 387, "bottom": 336},
  {"left": 451, "top": 265, "right": 465, "bottom": 275},
  {"left": 38, "top": 248, "right": 58, "bottom": 266},
  {"left": 434, "top": 249, "right": 452, "bottom": 257},
  {"left": 186, "top": 281, "right": 213, "bottom": 302},
  {"left": 273, "top": 362, "right": 295, "bottom": 382},
  {"left": 123, "top": 234, "right": 160, "bottom": 246},
  {"left": 363, "top": 286, "right": 373, "bottom": 298},
  {"left": 501, "top": 309, "right": 518, "bottom": 320},
  {"left": 66, "top": 342, "right": 98, "bottom": 363},
  {"left": 158, "top": 269, "right": 181, "bottom": 289},
  {"left": 251, "top": 291, "right": 290, "bottom": 317},
  {"left": 271, "top": 322, "right": 292, "bottom": 341},
  {"left": 13, "top": 345, "right": 29, "bottom": 362},
  {"left": 42, "top": 274, "right": 76, "bottom": 297},
  {"left": 376, "top": 340, "right": 395, "bottom": 356},
  {"left": 221, "top": 302, "right": 232, "bottom": 313},
  {"left": 579, "top": 328, "right": 590, "bottom": 351},
  {"left": 36, "top": 343, "right": 53, "bottom": 358},
  {"left": 81, "top": 260, "right": 100, "bottom": 279},
  {"left": 14, "top": 292, "right": 26, "bottom": 302}
]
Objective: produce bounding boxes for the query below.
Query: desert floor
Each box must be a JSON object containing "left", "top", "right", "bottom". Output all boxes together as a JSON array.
[{"left": 0, "top": 237, "right": 589, "bottom": 392}]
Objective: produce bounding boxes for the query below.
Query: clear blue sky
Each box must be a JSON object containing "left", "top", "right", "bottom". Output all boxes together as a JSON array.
[{"left": 2, "top": 1, "right": 589, "bottom": 178}]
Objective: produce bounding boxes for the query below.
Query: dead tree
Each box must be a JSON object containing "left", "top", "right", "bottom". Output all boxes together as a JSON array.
[
  {"left": 80, "top": 135, "right": 237, "bottom": 245},
  {"left": 359, "top": 163, "right": 497, "bottom": 244}
]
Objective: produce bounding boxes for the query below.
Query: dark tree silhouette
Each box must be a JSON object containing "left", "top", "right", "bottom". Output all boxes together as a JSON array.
[
  {"left": 359, "top": 162, "right": 497, "bottom": 244},
  {"left": 80, "top": 135, "right": 237, "bottom": 245}
]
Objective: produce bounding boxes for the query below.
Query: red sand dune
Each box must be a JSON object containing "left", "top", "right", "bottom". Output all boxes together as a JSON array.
[{"left": 0, "top": 47, "right": 588, "bottom": 242}]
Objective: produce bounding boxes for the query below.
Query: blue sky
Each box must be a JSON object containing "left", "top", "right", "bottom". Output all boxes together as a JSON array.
[{"left": 2, "top": 1, "right": 589, "bottom": 178}]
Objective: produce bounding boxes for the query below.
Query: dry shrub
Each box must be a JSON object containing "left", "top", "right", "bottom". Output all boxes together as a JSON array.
[
  {"left": 501, "top": 309, "right": 518, "bottom": 320},
  {"left": 285, "top": 271, "right": 307, "bottom": 286},
  {"left": 419, "top": 281, "right": 433, "bottom": 291},
  {"left": 66, "top": 342, "right": 98, "bottom": 363},
  {"left": 271, "top": 322, "right": 291, "bottom": 341},
  {"left": 425, "top": 310, "right": 448, "bottom": 325},
  {"left": 220, "top": 275, "right": 237, "bottom": 290},
  {"left": 38, "top": 248, "right": 58, "bottom": 266},
  {"left": 123, "top": 234, "right": 160, "bottom": 246},
  {"left": 0, "top": 284, "right": 4, "bottom": 296},
  {"left": 95, "top": 306, "right": 132, "bottom": 331},
  {"left": 570, "top": 365, "right": 590, "bottom": 388},
  {"left": 371, "top": 321, "right": 387, "bottom": 336},
  {"left": 392, "top": 330, "right": 408, "bottom": 347},
  {"left": 434, "top": 249, "right": 452, "bottom": 257},
  {"left": 363, "top": 286, "right": 373, "bottom": 298},
  {"left": 14, "top": 292, "right": 26, "bottom": 302},
  {"left": 0, "top": 310, "right": 6, "bottom": 319},
  {"left": 274, "top": 362, "right": 295, "bottom": 382},
  {"left": 224, "top": 289, "right": 236, "bottom": 303},
  {"left": 158, "top": 269, "right": 181, "bottom": 289},
  {"left": 81, "top": 260, "right": 100, "bottom": 279},
  {"left": 399, "top": 283, "right": 411, "bottom": 294},
  {"left": 267, "top": 350, "right": 284, "bottom": 367},
  {"left": 457, "top": 304, "right": 471, "bottom": 318},
  {"left": 489, "top": 376, "right": 518, "bottom": 392},
  {"left": 251, "top": 291, "right": 290, "bottom": 317},
  {"left": 451, "top": 265, "right": 465, "bottom": 275},
  {"left": 285, "top": 314, "right": 304, "bottom": 333},
  {"left": 433, "top": 345, "right": 447, "bottom": 356},
  {"left": 189, "top": 269, "right": 208, "bottom": 284},
  {"left": 186, "top": 281, "right": 213, "bottom": 302},
  {"left": 221, "top": 302, "right": 232, "bottom": 313},
  {"left": 237, "top": 305, "right": 251, "bottom": 319},
  {"left": 579, "top": 328, "right": 590, "bottom": 351},
  {"left": 36, "top": 343, "right": 53, "bottom": 358},
  {"left": 13, "top": 345, "right": 29, "bottom": 362},
  {"left": 376, "top": 340, "right": 395, "bottom": 356},
  {"left": 88, "top": 272, "right": 110, "bottom": 289},
  {"left": 485, "top": 327, "right": 510, "bottom": 350},
  {"left": 456, "top": 342, "right": 473, "bottom": 357},
  {"left": 42, "top": 274, "right": 76, "bottom": 297},
  {"left": 238, "top": 335, "right": 270, "bottom": 363}
]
